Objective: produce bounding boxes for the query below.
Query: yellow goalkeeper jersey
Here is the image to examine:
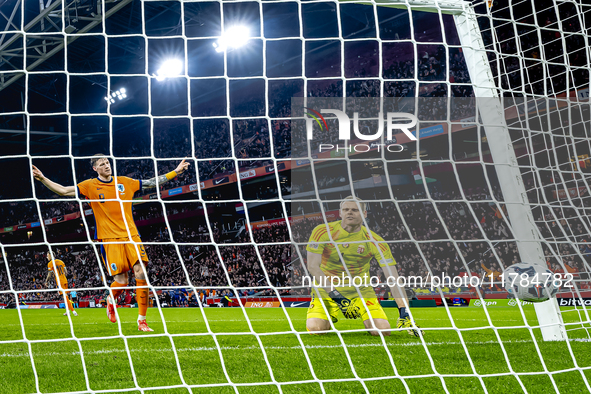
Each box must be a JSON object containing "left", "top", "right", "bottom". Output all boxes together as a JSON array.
[{"left": 306, "top": 220, "right": 396, "bottom": 298}]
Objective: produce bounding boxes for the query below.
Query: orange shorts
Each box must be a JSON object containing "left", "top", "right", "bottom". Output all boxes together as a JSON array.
[
  {"left": 99, "top": 235, "right": 148, "bottom": 276},
  {"left": 57, "top": 281, "right": 70, "bottom": 297}
]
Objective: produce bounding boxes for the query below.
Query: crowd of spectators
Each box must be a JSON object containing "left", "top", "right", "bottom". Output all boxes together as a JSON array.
[
  {"left": 171, "top": 221, "right": 211, "bottom": 243},
  {"left": 250, "top": 222, "right": 290, "bottom": 244},
  {"left": 151, "top": 242, "right": 292, "bottom": 296},
  {"left": 271, "top": 120, "right": 291, "bottom": 158},
  {"left": 0, "top": 202, "right": 39, "bottom": 227},
  {"left": 194, "top": 119, "right": 232, "bottom": 160},
  {"left": 283, "top": 44, "right": 477, "bottom": 154},
  {"left": 233, "top": 119, "right": 271, "bottom": 159},
  {"left": 16, "top": 174, "right": 588, "bottom": 300},
  {"left": 4, "top": 177, "right": 591, "bottom": 301},
  {"left": 287, "top": 184, "right": 590, "bottom": 294},
  {"left": 485, "top": 3, "right": 589, "bottom": 97},
  {"left": 3, "top": 178, "right": 591, "bottom": 307},
  {"left": 40, "top": 201, "right": 81, "bottom": 220},
  {"left": 0, "top": 237, "right": 293, "bottom": 304},
  {"left": 198, "top": 160, "right": 235, "bottom": 182}
]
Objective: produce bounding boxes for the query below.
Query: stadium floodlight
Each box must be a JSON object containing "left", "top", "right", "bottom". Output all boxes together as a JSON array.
[
  {"left": 213, "top": 25, "right": 250, "bottom": 53},
  {"left": 104, "top": 88, "right": 128, "bottom": 104},
  {"left": 155, "top": 59, "right": 183, "bottom": 81}
]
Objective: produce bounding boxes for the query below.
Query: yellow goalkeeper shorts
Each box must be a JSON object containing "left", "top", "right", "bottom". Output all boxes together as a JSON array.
[{"left": 307, "top": 294, "right": 388, "bottom": 322}]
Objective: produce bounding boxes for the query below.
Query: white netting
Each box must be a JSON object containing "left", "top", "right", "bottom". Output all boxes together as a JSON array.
[{"left": 0, "top": 0, "right": 590, "bottom": 392}]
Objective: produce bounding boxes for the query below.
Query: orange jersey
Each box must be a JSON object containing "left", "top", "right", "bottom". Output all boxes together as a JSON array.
[
  {"left": 77, "top": 177, "right": 141, "bottom": 239},
  {"left": 48, "top": 259, "right": 67, "bottom": 284}
]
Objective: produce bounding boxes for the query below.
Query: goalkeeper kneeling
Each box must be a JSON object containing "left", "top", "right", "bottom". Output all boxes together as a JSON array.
[
  {"left": 305, "top": 198, "right": 423, "bottom": 336},
  {"left": 305, "top": 227, "right": 422, "bottom": 336}
]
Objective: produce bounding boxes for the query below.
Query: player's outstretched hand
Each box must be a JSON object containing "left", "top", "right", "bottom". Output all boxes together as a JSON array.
[
  {"left": 174, "top": 159, "right": 190, "bottom": 174},
  {"left": 32, "top": 165, "right": 45, "bottom": 181},
  {"left": 329, "top": 290, "right": 361, "bottom": 319},
  {"left": 397, "top": 317, "right": 424, "bottom": 337}
]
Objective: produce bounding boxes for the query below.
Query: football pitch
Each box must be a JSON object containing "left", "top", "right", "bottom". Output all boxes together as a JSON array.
[{"left": 0, "top": 306, "right": 590, "bottom": 394}]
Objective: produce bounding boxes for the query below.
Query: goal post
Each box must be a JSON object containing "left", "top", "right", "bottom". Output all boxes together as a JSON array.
[{"left": 454, "top": 2, "right": 567, "bottom": 340}]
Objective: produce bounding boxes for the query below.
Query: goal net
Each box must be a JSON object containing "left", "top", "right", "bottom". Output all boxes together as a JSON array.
[{"left": 0, "top": 0, "right": 590, "bottom": 392}]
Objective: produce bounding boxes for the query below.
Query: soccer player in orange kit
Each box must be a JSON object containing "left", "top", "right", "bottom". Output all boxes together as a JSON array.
[
  {"left": 33, "top": 154, "right": 190, "bottom": 332},
  {"left": 45, "top": 251, "right": 77, "bottom": 317}
]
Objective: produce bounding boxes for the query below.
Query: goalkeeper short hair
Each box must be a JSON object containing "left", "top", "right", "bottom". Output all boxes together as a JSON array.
[{"left": 341, "top": 196, "right": 366, "bottom": 212}]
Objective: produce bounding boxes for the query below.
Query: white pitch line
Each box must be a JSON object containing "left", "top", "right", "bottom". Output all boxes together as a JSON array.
[
  {"left": 2, "top": 338, "right": 590, "bottom": 359},
  {"left": 0, "top": 338, "right": 561, "bottom": 358}
]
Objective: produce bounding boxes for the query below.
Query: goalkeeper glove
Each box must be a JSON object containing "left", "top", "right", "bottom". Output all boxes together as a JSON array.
[
  {"left": 397, "top": 307, "right": 423, "bottom": 337},
  {"left": 328, "top": 290, "right": 360, "bottom": 319}
]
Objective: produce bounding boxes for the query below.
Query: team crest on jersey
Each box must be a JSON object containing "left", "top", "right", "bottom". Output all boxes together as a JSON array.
[
  {"left": 357, "top": 245, "right": 365, "bottom": 254},
  {"left": 117, "top": 184, "right": 125, "bottom": 193},
  {"left": 110, "top": 263, "right": 117, "bottom": 272},
  {"left": 310, "top": 243, "right": 318, "bottom": 249}
]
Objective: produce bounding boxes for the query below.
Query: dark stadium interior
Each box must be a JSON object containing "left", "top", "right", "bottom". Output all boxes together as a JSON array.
[{"left": 1, "top": 0, "right": 591, "bottom": 307}]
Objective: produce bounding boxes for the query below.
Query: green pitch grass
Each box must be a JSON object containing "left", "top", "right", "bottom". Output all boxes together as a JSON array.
[{"left": 0, "top": 306, "right": 590, "bottom": 394}]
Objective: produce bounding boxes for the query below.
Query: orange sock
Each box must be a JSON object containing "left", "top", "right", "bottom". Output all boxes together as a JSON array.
[
  {"left": 67, "top": 297, "right": 74, "bottom": 311},
  {"left": 110, "top": 281, "right": 127, "bottom": 301},
  {"left": 136, "top": 279, "right": 148, "bottom": 318}
]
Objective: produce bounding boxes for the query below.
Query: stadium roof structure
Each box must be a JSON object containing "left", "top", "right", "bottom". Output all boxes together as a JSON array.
[
  {"left": 0, "top": 0, "right": 133, "bottom": 92},
  {"left": 0, "top": 0, "right": 137, "bottom": 153}
]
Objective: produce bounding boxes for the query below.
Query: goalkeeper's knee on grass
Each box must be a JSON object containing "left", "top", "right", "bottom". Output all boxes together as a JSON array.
[{"left": 306, "top": 318, "right": 331, "bottom": 334}]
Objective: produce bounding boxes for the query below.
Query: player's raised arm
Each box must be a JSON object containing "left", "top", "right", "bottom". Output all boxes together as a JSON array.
[
  {"left": 32, "top": 165, "right": 76, "bottom": 197},
  {"left": 141, "top": 159, "right": 190, "bottom": 189}
]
